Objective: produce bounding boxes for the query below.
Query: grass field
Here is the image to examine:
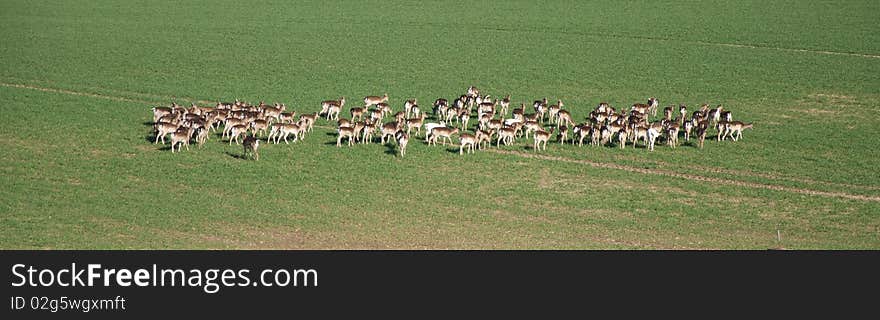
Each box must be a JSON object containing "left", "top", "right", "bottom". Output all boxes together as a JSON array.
[{"left": 1, "top": 0, "right": 878, "bottom": 249}]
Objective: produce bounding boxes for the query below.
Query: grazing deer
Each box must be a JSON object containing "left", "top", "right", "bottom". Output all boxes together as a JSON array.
[
  {"left": 406, "top": 113, "right": 426, "bottom": 137},
  {"left": 533, "top": 127, "right": 554, "bottom": 152},
  {"left": 556, "top": 109, "right": 574, "bottom": 129},
  {"left": 154, "top": 122, "right": 179, "bottom": 144},
  {"left": 428, "top": 127, "right": 459, "bottom": 146},
  {"left": 722, "top": 121, "right": 753, "bottom": 141},
  {"left": 364, "top": 93, "right": 388, "bottom": 107},
  {"left": 337, "top": 126, "right": 356, "bottom": 147},
  {"left": 396, "top": 130, "right": 409, "bottom": 157},
  {"left": 170, "top": 127, "right": 194, "bottom": 153},
  {"left": 459, "top": 132, "right": 476, "bottom": 155},
  {"left": 242, "top": 135, "right": 260, "bottom": 160},
  {"left": 380, "top": 121, "right": 400, "bottom": 144}
]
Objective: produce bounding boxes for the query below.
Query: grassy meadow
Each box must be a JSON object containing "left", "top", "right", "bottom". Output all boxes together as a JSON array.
[{"left": 0, "top": 0, "right": 878, "bottom": 249}]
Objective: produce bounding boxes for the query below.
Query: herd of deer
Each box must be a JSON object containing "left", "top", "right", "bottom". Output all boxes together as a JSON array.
[{"left": 150, "top": 86, "right": 752, "bottom": 159}]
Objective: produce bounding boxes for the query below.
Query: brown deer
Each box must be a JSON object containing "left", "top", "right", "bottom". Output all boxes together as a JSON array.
[
  {"left": 364, "top": 93, "right": 388, "bottom": 107},
  {"left": 242, "top": 135, "right": 260, "bottom": 160},
  {"left": 533, "top": 127, "right": 554, "bottom": 152}
]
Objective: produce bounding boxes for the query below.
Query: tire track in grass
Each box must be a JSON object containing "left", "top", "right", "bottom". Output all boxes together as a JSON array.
[
  {"left": 487, "top": 149, "right": 880, "bottom": 203},
  {"left": 3, "top": 80, "right": 878, "bottom": 202}
]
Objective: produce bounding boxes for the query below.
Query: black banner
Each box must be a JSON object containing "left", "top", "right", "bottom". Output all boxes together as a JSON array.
[{"left": 1, "top": 251, "right": 877, "bottom": 318}]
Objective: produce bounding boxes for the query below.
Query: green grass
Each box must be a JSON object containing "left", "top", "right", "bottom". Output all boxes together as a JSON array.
[{"left": 1, "top": 0, "right": 878, "bottom": 249}]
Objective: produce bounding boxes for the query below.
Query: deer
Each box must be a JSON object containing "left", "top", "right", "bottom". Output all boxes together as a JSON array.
[
  {"left": 154, "top": 122, "right": 179, "bottom": 144},
  {"left": 152, "top": 106, "right": 173, "bottom": 123},
  {"left": 361, "top": 121, "right": 376, "bottom": 144},
  {"left": 406, "top": 113, "right": 426, "bottom": 137},
  {"left": 337, "top": 126, "right": 356, "bottom": 147},
  {"left": 326, "top": 103, "right": 341, "bottom": 121},
  {"left": 458, "top": 111, "right": 471, "bottom": 131},
  {"left": 250, "top": 119, "right": 269, "bottom": 137},
  {"left": 722, "top": 121, "right": 753, "bottom": 141},
  {"left": 557, "top": 125, "right": 569, "bottom": 144},
  {"left": 522, "top": 121, "right": 541, "bottom": 139},
  {"left": 404, "top": 98, "right": 418, "bottom": 118},
  {"left": 228, "top": 124, "right": 249, "bottom": 145},
  {"left": 533, "top": 127, "right": 554, "bottom": 152},
  {"left": 533, "top": 98, "right": 548, "bottom": 122},
  {"left": 499, "top": 95, "right": 511, "bottom": 117},
  {"left": 396, "top": 130, "right": 409, "bottom": 157},
  {"left": 350, "top": 107, "right": 365, "bottom": 121},
  {"left": 459, "top": 132, "right": 476, "bottom": 155},
  {"left": 195, "top": 127, "right": 209, "bottom": 148},
  {"left": 556, "top": 109, "right": 574, "bottom": 129},
  {"left": 299, "top": 113, "right": 316, "bottom": 132},
  {"left": 696, "top": 120, "right": 710, "bottom": 149},
  {"left": 364, "top": 93, "right": 388, "bottom": 107},
  {"left": 274, "top": 123, "right": 302, "bottom": 144},
  {"left": 242, "top": 135, "right": 260, "bottom": 160},
  {"left": 467, "top": 86, "right": 480, "bottom": 98},
  {"left": 496, "top": 126, "right": 516, "bottom": 146},
  {"left": 573, "top": 124, "right": 590, "bottom": 146},
  {"left": 617, "top": 127, "right": 628, "bottom": 149},
  {"left": 667, "top": 122, "right": 681, "bottom": 148},
  {"left": 679, "top": 104, "right": 688, "bottom": 124},
  {"left": 380, "top": 121, "right": 400, "bottom": 144},
  {"left": 279, "top": 111, "right": 297, "bottom": 124},
  {"left": 321, "top": 97, "right": 345, "bottom": 117},
  {"left": 475, "top": 130, "right": 492, "bottom": 150},
  {"left": 433, "top": 98, "right": 448, "bottom": 119},
  {"left": 170, "top": 127, "right": 194, "bottom": 153},
  {"left": 548, "top": 100, "right": 563, "bottom": 124},
  {"left": 376, "top": 102, "right": 393, "bottom": 118},
  {"left": 512, "top": 104, "right": 525, "bottom": 121},
  {"left": 647, "top": 97, "right": 659, "bottom": 117},
  {"left": 424, "top": 121, "right": 446, "bottom": 142},
  {"left": 428, "top": 127, "right": 459, "bottom": 146}
]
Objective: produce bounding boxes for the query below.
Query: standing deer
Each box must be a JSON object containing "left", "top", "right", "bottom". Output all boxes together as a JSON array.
[{"left": 242, "top": 135, "right": 260, "bottom": 160}]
